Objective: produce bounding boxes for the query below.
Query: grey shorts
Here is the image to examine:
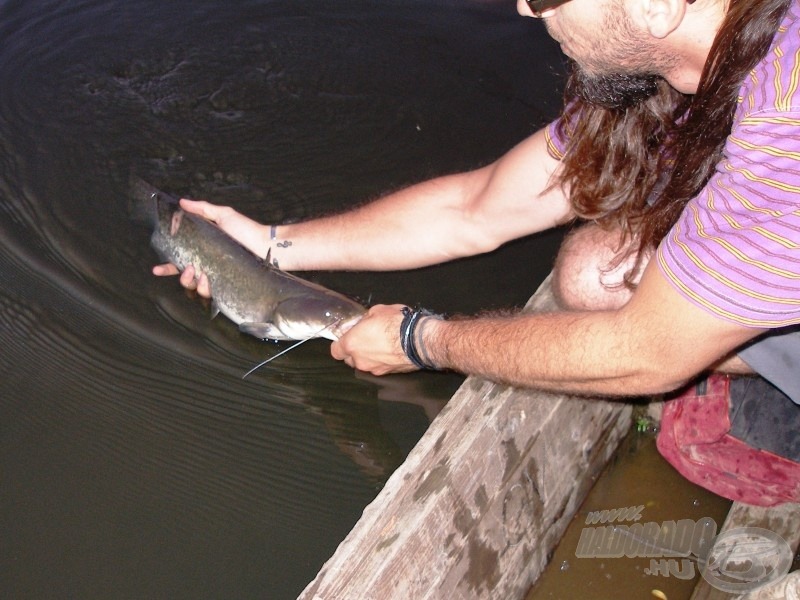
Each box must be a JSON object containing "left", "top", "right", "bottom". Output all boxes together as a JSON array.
[
  {"left": 729, "top": 376, "right": 800, "bottom": 461},
  {"left": 737, "top": 325, "right": 800, "bottom": 405}
]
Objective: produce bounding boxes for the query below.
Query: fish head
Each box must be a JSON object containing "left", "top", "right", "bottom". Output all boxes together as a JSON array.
[{"left": 272, "top": 293, "right": 366, "bottom": 341}]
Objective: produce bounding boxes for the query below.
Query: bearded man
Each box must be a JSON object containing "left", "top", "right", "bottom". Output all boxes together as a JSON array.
[{"left": 156, "top": 0, "right": 800, "bottom": 505}]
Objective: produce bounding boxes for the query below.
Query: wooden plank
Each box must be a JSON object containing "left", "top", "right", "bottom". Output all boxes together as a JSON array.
[
  {"left": 691, "top": 502, "right": 800, "bottom": 600},
  {"left": 299, "top": 277, "right": 632, "bottom": 600}
]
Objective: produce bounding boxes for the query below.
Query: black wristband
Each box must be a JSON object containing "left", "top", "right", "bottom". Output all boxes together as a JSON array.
[{"left": 400, "top": 306, "right": 442, "bottom": 370}]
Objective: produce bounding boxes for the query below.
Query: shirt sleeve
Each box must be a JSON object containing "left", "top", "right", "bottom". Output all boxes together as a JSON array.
[
  {"left": 544, "top": 117, "right": 568, "bottom": 161},
  {"left": 657, "top": 108, "right": 800, "bottom": 328}
]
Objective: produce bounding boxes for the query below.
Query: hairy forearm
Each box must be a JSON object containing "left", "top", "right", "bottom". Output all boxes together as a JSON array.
[
  {"left": 417, "top": 262, "right": 763, "bottom": 396},
  {"left": 423, "top": 310, "right": 690, "bottom": 396},
  {"left": 331, "top": 256, "right": 762, "bottom": 395},
  {"left": 269, "top": 129, "right": 570, "bottom": 272},
  {"left": 273, "top": 174, "right": 490, "bottom": 271}
]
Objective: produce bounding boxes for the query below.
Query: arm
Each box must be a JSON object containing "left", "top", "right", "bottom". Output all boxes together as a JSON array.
[
  {"left": 272, "top": 127, "right": 571, "bottom": 271},
  {"left": 155, "top": 127, "right": 572, "bottom": 289},
  {"left": 332, "top": 260, "right": 765, "bottom": 396}
]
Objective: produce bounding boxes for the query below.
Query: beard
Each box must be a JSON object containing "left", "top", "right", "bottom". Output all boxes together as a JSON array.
[{"left": 567, "top": 62, "right": 660, "bottom": 111}]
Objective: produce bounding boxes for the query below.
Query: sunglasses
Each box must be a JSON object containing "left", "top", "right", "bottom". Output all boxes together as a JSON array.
[{"left": 525, "top": 0, "right": 572, "bottom": 17}]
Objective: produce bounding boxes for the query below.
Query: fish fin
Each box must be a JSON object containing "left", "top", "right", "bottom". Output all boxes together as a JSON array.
[
  {"left": 240, "top": 322, "right": 290, "bottom": 341},
  {"left": 128, "top": 176, "right": 159, "bottom": 226},
  {"left": 211, "top": 301, "right": 221, "bottom": 319},
  {"left": 264, "top": 247, "right": 273, "bottom": 266}
]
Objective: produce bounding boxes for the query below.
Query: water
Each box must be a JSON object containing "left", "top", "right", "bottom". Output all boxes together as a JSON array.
[
  {"left": 527, "top": 433, "right": 732, "bottom": 600},
  {"left": 0, "top": 1, "right": 565, "bottom": 597}
]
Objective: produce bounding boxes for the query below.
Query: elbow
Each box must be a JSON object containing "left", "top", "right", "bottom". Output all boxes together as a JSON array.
[
  {"left": 617, "top": 364, "right": 701, "bottom": 397},
  {"left": 636, "top": 374, "right": 694, "bottom": 396},
  {"left": 605, "top": 313, "right": 717, "bottom": 397},
  {"left": 439, "top": 225, "right": 503, "bottom": 261}
]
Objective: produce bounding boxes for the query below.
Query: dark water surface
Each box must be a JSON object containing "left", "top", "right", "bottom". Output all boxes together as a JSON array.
[{"left": 0, "top": 1, "right": 565, "bottom": 597}]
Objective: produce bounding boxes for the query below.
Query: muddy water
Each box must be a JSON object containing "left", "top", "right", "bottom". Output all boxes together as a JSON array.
[
  {"left": 0, "top": 0, "right": 566, "bottom": 597},
  {"left": 527, "top": 432, "right": 732, "bottom": 600}
]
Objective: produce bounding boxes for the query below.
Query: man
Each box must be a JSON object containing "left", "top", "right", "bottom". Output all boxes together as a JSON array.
[{"left": 155, "top": 0, "right": 799, "bottom": 505}]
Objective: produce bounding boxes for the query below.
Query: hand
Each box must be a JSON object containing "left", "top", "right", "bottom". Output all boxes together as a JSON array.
[
  {"left": 331, "top": 304, "right": 418, "bottom": 375},
  {"left": 152, "top": 199, "right": 270, "bottom": 298}
]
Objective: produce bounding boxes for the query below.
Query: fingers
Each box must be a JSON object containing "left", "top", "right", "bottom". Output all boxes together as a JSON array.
[
  {"left": 153, "top": 263, "right": 213, "bottom": 297},
  {"left": 152, "top": 263, "right": 179, "bottom": 276},
  {"left": 176, "top": 265, "right": 212, "bottom": 297},
  {"left": 152, "top": 199, "right": 219, "bottom": 297},
  {"left": 178, "top": 199, "right": 270, "bottom": 260},
  {"left": 179, "top": 199, "right": 235, "bottom": 229},
  {"left": 330, "top": 337, "right": 347, "bottom": 361},
  {"left": 330, "top": 304, "right": 417, "bottom": 376},
  {"left": 179, "top": 198, "right": 217, "bottom": 220},
  {"left": 179, "top": 265, "right": 198, "bottom": 290},
  {"left": 195, "top": 272, "right": 211, "bottom": 298}
]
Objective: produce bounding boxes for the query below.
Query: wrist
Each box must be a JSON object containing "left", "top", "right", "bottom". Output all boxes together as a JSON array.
[
  {"left": 400, "top": 307, "right": 445, "bottom": 370},
  {"left": 264, "top": 224, "right": 295, "bottom": 268}
]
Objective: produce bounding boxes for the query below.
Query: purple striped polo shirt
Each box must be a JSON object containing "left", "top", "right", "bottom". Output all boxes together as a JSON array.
[{"left": 546, "top": 3, "right": 800, "bottom": 329}]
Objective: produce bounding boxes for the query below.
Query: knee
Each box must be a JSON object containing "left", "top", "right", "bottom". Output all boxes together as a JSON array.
[{"left": 551, "top": 224, "right": 645, "bottom": 312}]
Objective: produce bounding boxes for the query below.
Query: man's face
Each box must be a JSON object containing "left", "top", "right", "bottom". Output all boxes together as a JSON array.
[{"left": 540, "top": 0, "right": 675, "bottom": 108}]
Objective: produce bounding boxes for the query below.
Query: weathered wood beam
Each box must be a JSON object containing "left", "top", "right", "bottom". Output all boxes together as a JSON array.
[{"left": 299, "top": 278, "right": 632, "bottom": 600}]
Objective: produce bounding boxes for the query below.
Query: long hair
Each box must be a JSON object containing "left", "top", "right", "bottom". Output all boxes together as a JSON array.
[{"left": 555, "top": 0, "right": 792, "bottom": 283}]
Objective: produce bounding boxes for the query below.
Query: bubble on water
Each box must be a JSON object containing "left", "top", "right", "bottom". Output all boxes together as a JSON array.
[{"left": 560, "top": 560, "right": 570, "bottom": 572}]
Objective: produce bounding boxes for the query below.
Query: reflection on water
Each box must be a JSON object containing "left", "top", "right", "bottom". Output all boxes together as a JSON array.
[{"left": 0, "top": 0, "right": 565, "bottom": 596}]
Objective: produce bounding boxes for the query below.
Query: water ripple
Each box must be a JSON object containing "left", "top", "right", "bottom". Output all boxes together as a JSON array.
[{"left": 0, "top": 0, "right": 563, "bottom": 596}]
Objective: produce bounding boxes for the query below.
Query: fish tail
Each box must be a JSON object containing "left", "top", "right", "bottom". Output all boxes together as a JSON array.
[{"left": 128, "top": 174, "right": 179, "bottom": 226}]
